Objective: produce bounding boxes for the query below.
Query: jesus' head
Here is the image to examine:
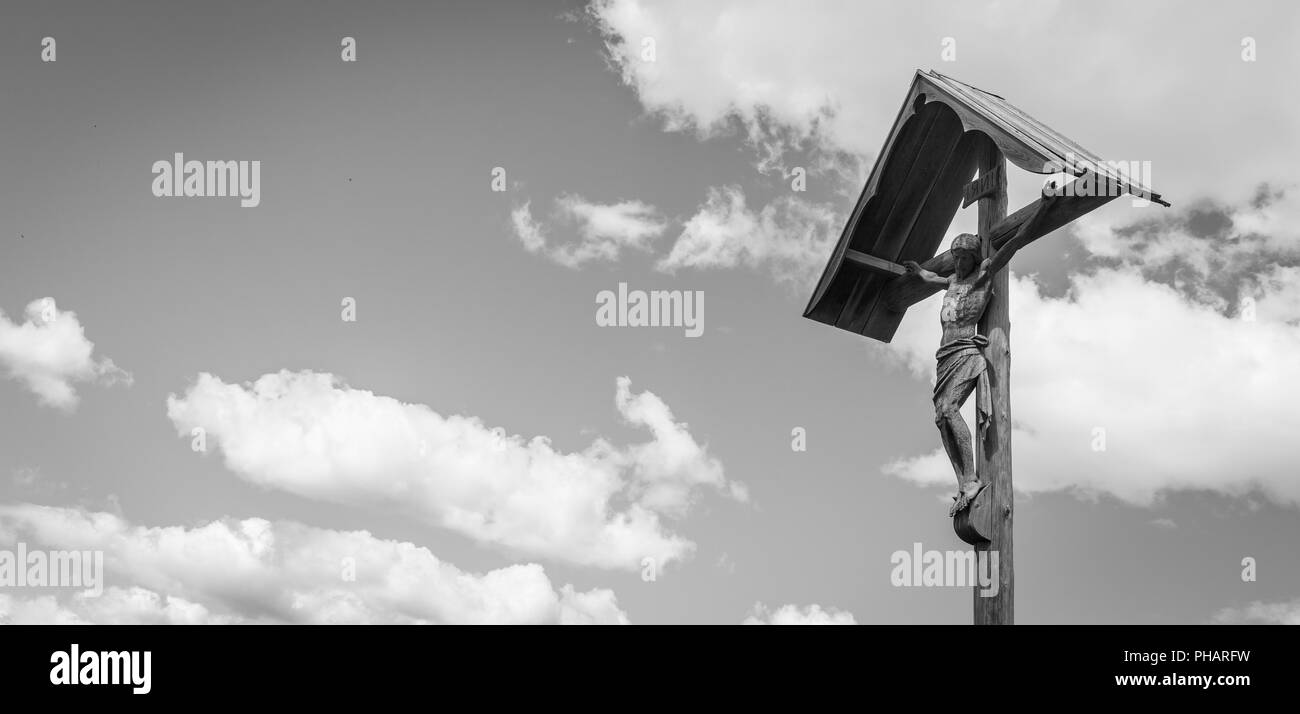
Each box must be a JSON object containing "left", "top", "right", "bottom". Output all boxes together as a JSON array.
[{"left": 951, "top": 233, "right": 981, "bottom": 277}]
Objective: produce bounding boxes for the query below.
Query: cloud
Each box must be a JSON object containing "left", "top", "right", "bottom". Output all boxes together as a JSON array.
[
  {"left": 511, "top": 194, "right": 668, "bottom": 268},
  {"left": 588, "top": 0, "right": 1300, "bottom": 202},
  {"left": 743, "top": 602, "right": 856, "bottom": 625},
  {"left": 513, "top": 185, "right": 839, "bottom": 292},
  {"left": 1212, "top": 598, "right": 1300, "bottom": 625},
  {"left": 877, "top": 208, "right": 1300, "bottom": 508},
  {"left": 587, "top": 0, "right": 872, "bottom": 178},
  {"left": 1076, "top": 183, "right": 1300, "bottom": 316},
  {"left": 658, "top": 185, "right": 839, "bottom": 291},
  {"left": 166, "top": 371, "right": 745, "bottom": 571},
  {"left": 0, "top": 298, "right": 131, "bottom": 410},
  {"left": 0, "top": 587, "right": 239, "bottom": 626},
  {"left": 0, "top": 503, "right": 629, "bottom": 625},
  {"left": 614, "top": 375, "right": 749, "bottom": 511}
]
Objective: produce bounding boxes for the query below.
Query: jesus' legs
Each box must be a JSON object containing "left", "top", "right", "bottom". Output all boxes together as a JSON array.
[{"left": 934, "top": 379, "right": 983, "bottom": 516}]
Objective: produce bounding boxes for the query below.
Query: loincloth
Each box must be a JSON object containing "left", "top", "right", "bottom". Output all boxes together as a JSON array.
[{"left": 933, "top": 334, "right": 991, "bottom": 444}]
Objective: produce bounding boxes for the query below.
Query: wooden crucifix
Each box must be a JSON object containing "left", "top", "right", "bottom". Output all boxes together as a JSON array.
[{"left": 803, "top": 70, "right": 1166, "bottom": 625}]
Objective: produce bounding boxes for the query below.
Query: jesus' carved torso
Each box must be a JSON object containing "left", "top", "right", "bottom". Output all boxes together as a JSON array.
[{"left": 939, "top": 273, "right": 992, "bottom": 344}]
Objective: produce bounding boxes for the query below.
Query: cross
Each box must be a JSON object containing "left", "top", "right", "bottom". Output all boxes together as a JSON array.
[{"left": 804, "top": 70, "right": 1166, "bottom": 625}]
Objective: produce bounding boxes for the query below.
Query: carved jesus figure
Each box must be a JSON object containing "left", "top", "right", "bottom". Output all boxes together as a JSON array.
[{"left": 903, "top": 194, "right": 1056, "bottom": 516}]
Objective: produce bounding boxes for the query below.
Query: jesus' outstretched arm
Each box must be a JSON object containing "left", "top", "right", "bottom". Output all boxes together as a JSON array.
[
  {"left": 902, "top": 260, "right": 950, "bottom": 287},
  {"left": 976, "top": 188, "right": 1060, "bottom": 284}
]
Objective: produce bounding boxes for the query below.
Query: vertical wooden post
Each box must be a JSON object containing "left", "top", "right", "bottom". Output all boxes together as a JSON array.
[{"left": 974, "top": 136, "right": 1012, "bottom": 625}]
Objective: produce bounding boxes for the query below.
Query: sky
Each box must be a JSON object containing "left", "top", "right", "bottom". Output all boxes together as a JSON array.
[{"left": 1, "top": 0, "right": 1297, "bottom": 624}]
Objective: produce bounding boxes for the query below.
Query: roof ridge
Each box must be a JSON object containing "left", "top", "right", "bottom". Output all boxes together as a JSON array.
[{"left": 926, "top": 69, "right": 1006, "bottom": 101}]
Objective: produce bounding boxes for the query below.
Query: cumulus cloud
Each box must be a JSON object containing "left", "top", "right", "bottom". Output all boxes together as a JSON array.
[
  {"left": 0, "top": 503, "right": 629, "bottom": 625},
  {"left": 587, "top": 0, "right": 874, "bottom": 178},
  {"left": 166, "top": 371, "right": 744, "bottom": 571},
  {"left": 877, "top": 197, "right": 1300, "bottom": 507},
  {"left": 1076, "top": 183, "right": 1300, "bottom": 315},
  {"left": 0, "top": 587, "right": 240, "bottom": 626},
  {"left": 1249, "top": 264, "right": 1300, "bottom": 325},
  {"left": 743, "top": 602, "right": 857, "bottom": 625},
  {"left": 658, "top": 185, "right": 839, "bottom": 291},
  {"left": 588, "top": 0, "right": 1300, "bottom": 201},
  {"left": 511, "top": 194, "right": 668, "bottom": 268},
  {"left": 0, "top": 298, "right": 131, "bottom": 410},
  {"left": 1212, "top": 598, "right": 1300, "bottom": 625},
  {"left": 615, "top": 375, "right": 749, "bottom": 512},
  {"left": 514, "top": 185, "right": 839, "bottom": 291}
]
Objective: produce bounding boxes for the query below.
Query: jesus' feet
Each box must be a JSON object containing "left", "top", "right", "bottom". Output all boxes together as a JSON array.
[
  {"left": 948, "top": 480, "right": 987, "bottom": 517},
  {"left": 948, "top": 494, "right": 967, "bottom": 517}
]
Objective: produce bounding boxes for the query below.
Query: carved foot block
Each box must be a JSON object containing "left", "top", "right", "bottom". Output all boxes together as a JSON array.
[{"left": 953, "top": 487, "right": 992, "bottom": 545}]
